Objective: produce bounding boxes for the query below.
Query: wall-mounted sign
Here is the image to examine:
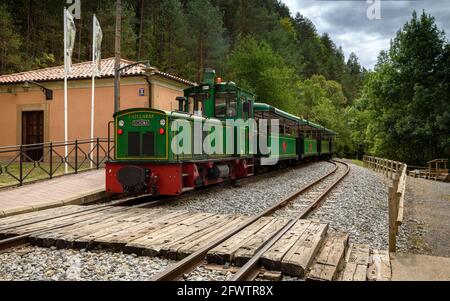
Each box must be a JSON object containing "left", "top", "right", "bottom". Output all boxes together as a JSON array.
[{"left": 139, "top": 88, "right": 145, "bottom": 96}]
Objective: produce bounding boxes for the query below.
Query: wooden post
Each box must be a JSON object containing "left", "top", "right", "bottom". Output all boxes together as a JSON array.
[
  {"left": 389, "top": 175, "right": 400, "bottom": 253},
  {"left": 389, "top": 160, "right": 394, "bottom": 180}
]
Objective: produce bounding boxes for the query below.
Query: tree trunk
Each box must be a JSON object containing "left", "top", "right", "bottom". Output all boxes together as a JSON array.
[
  {"left": 137, "top": 0, "right": 145, "bottom": 60},
  {"left": 197, "top": 33, "right": 204, "bottom": 83},
  {"left": 26, "top": 0, "right": 32, "bottom": 55},
  {"left": 168, "top": 26, "right": 173, "bottom": 71},
  {"left": 240, "top": 0, "right": 246, "bottom": 36}
]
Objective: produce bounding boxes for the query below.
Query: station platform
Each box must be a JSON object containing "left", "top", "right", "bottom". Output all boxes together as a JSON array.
[{"left": 0, "top": 170, "right": 106, "bottom": 218}]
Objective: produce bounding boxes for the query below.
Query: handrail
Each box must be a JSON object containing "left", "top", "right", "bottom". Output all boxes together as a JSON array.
[
  {"left": 363, "top": 155, "right": 407, "bottom": 253},
  {"left": 0, "top": 138, "right": 114, "bottom": 189},
  {"left": 0, "top": 138, "right": 111, "bottom": 152}
]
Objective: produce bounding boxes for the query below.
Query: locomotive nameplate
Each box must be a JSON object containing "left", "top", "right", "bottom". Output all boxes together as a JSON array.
[
  {"left": 129, "top": 113, "right": 154, "bottom": 119},
  {"left": 132, "top": 120, "right": 150, "bottom": 127}
]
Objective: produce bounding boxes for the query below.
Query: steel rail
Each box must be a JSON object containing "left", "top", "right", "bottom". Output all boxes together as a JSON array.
[
  {"left": 151, "top": 161, "right": 340, "bottom": 281},
  {"left": 230, "top": 160, "right": 350, "bottom": 281}
]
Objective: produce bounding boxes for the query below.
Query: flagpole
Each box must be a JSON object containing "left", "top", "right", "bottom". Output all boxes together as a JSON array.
[
  {"left": 64, "top": 8, "right": 69, "bottom": 174},
  {"left": 90, "top": 15, "right": 96, "bottom": 169}
]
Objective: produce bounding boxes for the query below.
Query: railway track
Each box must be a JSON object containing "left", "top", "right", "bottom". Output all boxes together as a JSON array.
[
  {"left": 151, "top": 160, "right": 350, "bottom": 281},
  {"left": 0, "top": 160, "right": 349, "bottom": 281},
  {"left": 0, "top": 161, "right": 320, "bottom": 254}
]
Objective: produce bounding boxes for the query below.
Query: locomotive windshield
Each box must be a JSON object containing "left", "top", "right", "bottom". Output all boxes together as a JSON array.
[{"left": 215, "top": 92, "right": 237, "bottom": 118}]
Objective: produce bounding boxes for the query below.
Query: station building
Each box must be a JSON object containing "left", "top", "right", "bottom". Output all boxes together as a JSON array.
[{"left": 0, "top": 58, "right": 195, "bottom": 149}]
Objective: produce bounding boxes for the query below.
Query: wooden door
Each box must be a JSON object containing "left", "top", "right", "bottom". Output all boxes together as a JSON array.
[{"left": 22, "top": 111, "right": 44, "bottom": 161}]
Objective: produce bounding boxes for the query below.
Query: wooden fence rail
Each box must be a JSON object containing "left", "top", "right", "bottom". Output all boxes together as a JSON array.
[{"left": 363, "top": 155, "right": 407, "bottom": 253}]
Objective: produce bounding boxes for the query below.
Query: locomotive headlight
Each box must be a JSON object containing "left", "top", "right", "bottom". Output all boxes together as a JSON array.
[
  {"left": 118, "top": 120, "right": 125, "bottom": 127},
  {"left": 160, "top": 119, "right": 166, "bottom": 127}
]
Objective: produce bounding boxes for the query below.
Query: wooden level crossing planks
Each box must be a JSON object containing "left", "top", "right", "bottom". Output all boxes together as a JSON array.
[
  {"left": 280, "top": 222, "right": 329, "bottom": 277},
  {"left": 306, "top": 232, "right": 349, "bottom": 281},
  {"left": 260, "top": 220, "right": 312, "bottom": 271},
  {"left": 47, "top": 208, "right": 149, "bottom": 249},
  {"left": 338, "top": 244, "right": 371, "bottom": 281},
  {"left": 159, "top": 214, "right": 237, "bottom": 259},
  {"left": 172, "top": 216, "right": 249, "bottom": 261},
  {"left": 92, "top": 210, "right": 192, "bottom": 251},
  {"left": 70, "top": 209, "right": 170, "bottom": 249},
  {"left": 367, "top": 250, "right": 391, "bottom": 281},
  {"left": 233, "top": 218, "right": 290, "bottom": 267},
  {"left": 126, "top": 213, "right": 225, "bottom": 257},
  {"left": 206, "top": 217, "right": 274, "bottom": 265},
  {"left": 1, "top": 206, "right": 114, "bottom": 238},
  {"left": 29, "top": 207, "right": 134, "bottom": 247}
]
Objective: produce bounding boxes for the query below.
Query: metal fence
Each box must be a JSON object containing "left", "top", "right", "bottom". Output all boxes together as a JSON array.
[{"left": 0, "top": 138, "right": 114, "bottom": 189}]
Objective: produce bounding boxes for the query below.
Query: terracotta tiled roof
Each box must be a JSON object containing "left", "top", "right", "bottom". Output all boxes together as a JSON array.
[{"left": 0, "top": 57, "right": 196, "bottom": 86}]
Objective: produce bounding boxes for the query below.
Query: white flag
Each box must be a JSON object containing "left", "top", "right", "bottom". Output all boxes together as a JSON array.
[
  {"left": 93, "top": 14, "right": 103, "bottom": 76},
  {"left": 64, "top": 8, "right": 77, "bottom": 75}
]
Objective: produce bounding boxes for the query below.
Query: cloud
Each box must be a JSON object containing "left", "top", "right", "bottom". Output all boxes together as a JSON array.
[{"left": 282, "top": 0, "right": 450, "bottom": 69}]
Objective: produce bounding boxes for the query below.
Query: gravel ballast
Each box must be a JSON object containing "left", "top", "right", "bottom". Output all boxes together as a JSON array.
[
  {"left": 0, "top": 246, "right": 174, "bottom": 281},
  {"left": 158, "top": 162, "right": 336, "bottom": 215},
  {"left": 310, "top": 160, "right": 389, "bottom": 250}
]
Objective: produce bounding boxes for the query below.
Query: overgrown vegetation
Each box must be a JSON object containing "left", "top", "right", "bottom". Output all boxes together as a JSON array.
[
  {"left": 0, "top": 1, "right": 448, "bottom": 164},
  {"left": 351, "top": 12, "right": 450, "bottom": 164}
]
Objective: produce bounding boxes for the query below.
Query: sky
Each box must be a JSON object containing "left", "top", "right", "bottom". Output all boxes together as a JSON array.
[{"left": 282, "top": 0, "right": 450, "bottom": 69}]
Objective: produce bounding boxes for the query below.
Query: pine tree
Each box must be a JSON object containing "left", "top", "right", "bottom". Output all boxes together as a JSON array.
[
  {"left": 0, "top": 4, "right": 23, "bottom": 74},
  {"left": 186, "top": 0, "right": 229, "bottom": 82}
]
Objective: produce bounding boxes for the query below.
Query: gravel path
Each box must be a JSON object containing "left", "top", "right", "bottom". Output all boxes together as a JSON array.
[
  {"left": 397, "top": 177, "right": 450, "bottom": 257},
  {"left": 0, "top": 246, "right": 174, "bottom": 281},
  {"left": 158, "top": 162, "right": 336, "bottom": 215},
  {"left": 309, "top": 160, "right": 389, "bottom": 250}
]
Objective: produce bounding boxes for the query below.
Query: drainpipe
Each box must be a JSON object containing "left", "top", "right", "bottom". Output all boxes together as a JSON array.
[
  {"left": 144, "top": 76, "right": 153, "bottom": 108},
  {"left": 144, "top": 66, "right": 158, "bottom": 109}
]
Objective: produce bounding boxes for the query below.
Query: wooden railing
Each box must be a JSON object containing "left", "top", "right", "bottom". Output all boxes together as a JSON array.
[{"left": 363, "top": 156, "right": 407, "bottom": 252}]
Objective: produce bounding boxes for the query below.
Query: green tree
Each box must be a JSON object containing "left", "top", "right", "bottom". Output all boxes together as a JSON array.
[
  {"left": 295, "top": 75, "right": 351, "bottom": 155},
  {"left": 227, "top": 37, "right": 297, "bottom": 111},
  {"left": 0, "top": 4, "right": 23, "bottom": 74},
  {"left": 186, "top": 0, "right": 229, "bottom": 82},
  {"left": 355, "top": 11, "right": 450, "bottom": 164}
]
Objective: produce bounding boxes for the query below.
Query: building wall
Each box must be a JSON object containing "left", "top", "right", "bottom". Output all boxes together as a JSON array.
[
  {"left": 0, "top": 76, "right": 188, "bottom": 147},
  {"left": 150, "top": 76, "right": 187, "bottom": 111}
]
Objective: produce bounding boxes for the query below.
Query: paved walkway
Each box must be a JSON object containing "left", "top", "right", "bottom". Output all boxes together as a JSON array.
[
  {"left": 391, "top": 253, "right": 450, "bottom": 281},
  {"left": 0, "top": 170, "right": 106, "bottom": 218}
]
